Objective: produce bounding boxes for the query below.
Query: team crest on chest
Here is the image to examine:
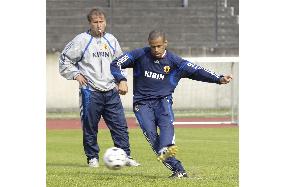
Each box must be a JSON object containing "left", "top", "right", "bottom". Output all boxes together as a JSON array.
[
  {"left": 103, "top": 43, "right": 108, "bottom": 50},
  {"left": 164, "top": 66, "right": 170, "bottom": 74}
]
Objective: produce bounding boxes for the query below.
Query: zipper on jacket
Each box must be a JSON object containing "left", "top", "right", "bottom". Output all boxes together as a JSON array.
[{"left": 100, "top": 58, "right": 103, "bottom": 79}]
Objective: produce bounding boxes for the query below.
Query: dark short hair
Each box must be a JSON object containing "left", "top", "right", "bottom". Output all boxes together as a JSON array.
[
  {"left": 87, "top": 8, "right": 106, "bottom": 22},
  {"left": 148, "top": 30, "right": 166, "bottom": 41}
]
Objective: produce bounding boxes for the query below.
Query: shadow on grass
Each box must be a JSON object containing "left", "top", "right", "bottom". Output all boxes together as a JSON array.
[
  {"left": 47, "top": 162, "right": 164, "bottom": 179},
  {"left": 47, "top": 162, "right": 205, "bottom": 180},
  {"left": 93, "top": 172, "right": 164, "bottom": 179},
  {"left": 47, "top": 162, "right": 87, "bottom": 168}
]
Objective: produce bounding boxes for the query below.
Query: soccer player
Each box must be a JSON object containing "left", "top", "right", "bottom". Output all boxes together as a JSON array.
[
  {"left": 110, "top": 30, "right": 232, "bottom": 178},
  {"left": 59, "top": 8, "right": 140, "bottom": 168}
]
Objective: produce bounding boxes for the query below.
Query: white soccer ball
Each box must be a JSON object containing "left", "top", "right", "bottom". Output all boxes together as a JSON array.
[{"left": 103, "top": 147, "right": 127, "bottom": 170}]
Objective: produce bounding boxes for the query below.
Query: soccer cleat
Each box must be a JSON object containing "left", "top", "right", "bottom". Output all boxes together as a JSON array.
[
  {"left": 125, "top": 156, "right": 141, "bottom": 167},
  {"left": 87, "top": 158, "right": 99, "bottom": 168},
  {"left": 157, "top": 145, "right": 178, "bottom": 162},
  {"left": 168, "top": 171, "right": 189, "bottom": 179}
]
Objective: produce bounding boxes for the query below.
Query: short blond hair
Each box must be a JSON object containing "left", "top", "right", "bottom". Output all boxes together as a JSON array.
[{"left": 87, "top": 8, "right": 106, "bottom": 22}]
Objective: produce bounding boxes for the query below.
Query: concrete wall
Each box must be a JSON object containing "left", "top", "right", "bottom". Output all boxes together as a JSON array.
[{"left": 47, "top": 53, "right": 238, "bottom": 111}]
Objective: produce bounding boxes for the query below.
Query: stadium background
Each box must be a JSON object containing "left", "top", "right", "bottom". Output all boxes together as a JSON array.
[{"left": 46, "top": 0, "right": 239, "bottom": 121}]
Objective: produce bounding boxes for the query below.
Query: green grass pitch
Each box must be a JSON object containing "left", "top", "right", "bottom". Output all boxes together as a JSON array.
[{"left": 47, "top": 127, "right": 238, "bottom": 187}]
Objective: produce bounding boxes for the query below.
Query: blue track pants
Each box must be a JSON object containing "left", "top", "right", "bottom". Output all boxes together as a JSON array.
[
  {"left": 80, "top": 87, "right": 130, "bottom": 160},
  {"left": 133, "top": 96, "right": 186, "bottom": 172}
]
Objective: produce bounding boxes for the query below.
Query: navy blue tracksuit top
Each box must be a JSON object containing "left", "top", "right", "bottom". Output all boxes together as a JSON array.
[{"left": 110, "top": 47, "right": 223, "bottom": 104}]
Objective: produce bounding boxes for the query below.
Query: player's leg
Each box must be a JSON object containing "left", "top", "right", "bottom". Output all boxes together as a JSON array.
[
  {"left": 102, "top": 89, "right": 130, "bottom": 155},
  {"left": 155, "top": 97, "right": 176, "bottom": 159},
  {"left": 80, "top": 88, "right": 103, "bottom": 167},
  {"left": 102, "top": 89, "right": 140, "bottom": 166},
  {"left": 163, "top": 157, "right": 188, "bottom": 178},
  {"left": 133, "top": 102, "right": 160, "bottom": 154},
  {"left": 155, "top": 97, "right": 188, "bottom": 178}
]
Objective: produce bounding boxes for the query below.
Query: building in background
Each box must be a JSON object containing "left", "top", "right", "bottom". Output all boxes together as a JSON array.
[{"left": 47, "top": 0, "right": 239, "bottom": 56}]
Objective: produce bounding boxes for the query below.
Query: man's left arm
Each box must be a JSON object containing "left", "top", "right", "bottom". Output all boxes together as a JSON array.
[
  {"left": 219, "top": 75, "right": 233, "bottom": 84},
  {"left": 180, "top": 60, "right": 232, "bottom": 84}
]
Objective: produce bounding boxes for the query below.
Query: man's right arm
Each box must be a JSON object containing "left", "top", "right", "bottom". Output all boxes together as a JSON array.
[
  {"left": 59, "top": 36, "right": 83, "bottom": 80},
  {"left": 111, "top": 52, "right": 138, "bottom": 95},
  {"left": 110, "top": 52, "right": 135, "bottom": 83}
]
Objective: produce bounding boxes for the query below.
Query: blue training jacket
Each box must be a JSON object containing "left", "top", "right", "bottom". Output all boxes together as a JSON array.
[{"left": 110, "top": 47, "right": 223, "bottom": 104}]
